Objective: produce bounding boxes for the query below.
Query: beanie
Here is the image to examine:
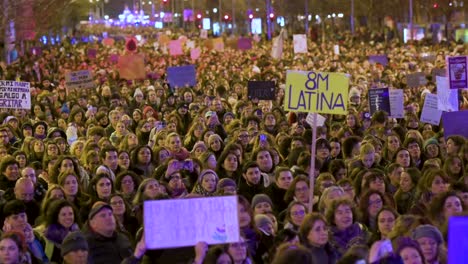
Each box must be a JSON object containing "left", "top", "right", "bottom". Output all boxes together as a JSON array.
[
  {"left": 349, "top": 87, "right": 361, "bottom": 98},
  {"left": 254, "top": 214, "right": 273, "bottom": 229},
  {"left": 191, "top": 141, "right": 207, "bottom": 153},
  {"left": 423, "top": 138, "right": 439, "bottom": 151},
  {"left": 251, "top": 194, "right": 273, "bottom": 209},
  {"left": 412, "top": 225, "right": 444, "bottom": 244},
  {"left": 216, "top": 178, "right": 236, "bottom": 192},
  {"left": 61, "top": 231, "right": 89, "bottom": 257},
  {"left": 198, "top": 169, "right": 219, "bottom": 184},
  {"left": 134, "top": 88, "right": 144, "bottom": 98}
]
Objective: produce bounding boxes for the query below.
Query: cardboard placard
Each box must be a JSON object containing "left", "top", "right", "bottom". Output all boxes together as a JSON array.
[
  {"left": 442, "top": 112, "right": 468, "bottom": 138},
  {"left": 284, "top": 71, "right": 348, "bottom": 115},
  {"left": 406, "top": 72, "right": 428, "bottom": 88},
  {"left": 144, "top": 196, "right": 239, "bottom": 249},
  {"left": 437, "top": 76, "right": 459, "bottom": 112},
  {"left": 65, "top": 70, "right": 94, "bottom": 89},
  {"left": 389, "top": 89, "right": 404, "bottom": 118},
  {"left": 368, "top": 55, "right": 388, "bottom": 66},
  {"left": 247, "top": 81, "right": 276, "bottom": 100},
  {"left": 293, "top": 34, "right": 307, "bottom": 54},
  {"left": 0, "top": 80, "right": 31, "bottom": 110},
  {"left": 118, "top": 54, "right": 146, "bottom": 80},
  {"left": 420, "top": 93, "right": 442, "bottom": 125},
  {"left": 448, "top": 217, "right": 468, "bottom": 264},
  {"left": 167, "top": 65, "right": 197, "bottom": 88},
  {"left": 169, "top": 40, "right": 183, "bottom": 56}
]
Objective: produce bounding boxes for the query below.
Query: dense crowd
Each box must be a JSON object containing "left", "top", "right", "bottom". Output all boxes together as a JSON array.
[{"left": 0, "top": 26, "right": 467, "bottom": 264}]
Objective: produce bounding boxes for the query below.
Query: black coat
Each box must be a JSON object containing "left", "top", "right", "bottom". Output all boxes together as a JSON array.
[{"left": 84, "top": 229, "right": 133, "bottom": 264}]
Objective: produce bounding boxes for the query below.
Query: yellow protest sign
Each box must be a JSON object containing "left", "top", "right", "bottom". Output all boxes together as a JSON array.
[{"left": 284, "top": 71, "right": 348, "bottom": 115}]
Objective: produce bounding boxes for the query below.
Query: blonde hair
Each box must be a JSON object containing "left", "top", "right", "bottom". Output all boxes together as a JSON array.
[{"left": 360, "top": 142, "right": 375, "bottom": 156}]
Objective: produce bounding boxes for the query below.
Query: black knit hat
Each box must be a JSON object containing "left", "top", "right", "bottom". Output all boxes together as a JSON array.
[{"left": 61, "top": 231, "right": 89, "bottom": 257}]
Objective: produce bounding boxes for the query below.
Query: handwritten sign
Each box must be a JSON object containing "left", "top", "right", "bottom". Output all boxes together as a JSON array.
[
  {"left": 293, "top": 34, "right": 307, "bottom": 54},
  {"left": 200, "top": 29, "right": 208, "bottom": 39},
  {"left": 248, "top": 81, "right": 276, "bottom": 100},
  {"left": 284, "top": 71, "right": 348, "bottom": 115},
  {"left": 389, "top": 89, "right": 404, "bottom": 118},
  {"left": 306, "top": 113, "right": 327, "bottom": 127},
  {"left": 144, "top": 196, "right": 239, "bottom": 249},
  {"left": 420, "top": 93, "right": 442, "bottom": 125},
  {"left": 368, "top": 55, "right": 388, "bottom": 66},
  {"left": 437, "top": 76, "right": 459, "bottom": 112},
  {"left": 443, "top": 112, "right": 468, "bottom": 138},
  {"left": 190, "top": 48, "right": 201, "bottom": 61},
  {"left": 368, "top": 88, "right": 391, "bottom": 115},
  {"left": 0, "top": 81, "right": 31, "bottom": 110},
  {"left": 169, "top": 40, "right": 183, "bottom": 56},
  {"left": 406, "top": 72, "right": 428, "bottom": 88},
  {"left": 118, "top": 54, "right": 146, "bottom": 80},
  {"left": 65, "top": 70, "right": 94, "bottom": 89},
  {"left": 448, "top": 217, "right": 468, "bottom": 264},
  {"left": 447, "top": 56, "right": 468, "bottom": 89},
  {"left": 167, "top": 65, "right": 197, "bottom": 88},
  {"left": 333, "top": 45, "right": 340, "bottom": 55},
  {"left": 271, "top": 34, "right": 284, "bottom": 60}
]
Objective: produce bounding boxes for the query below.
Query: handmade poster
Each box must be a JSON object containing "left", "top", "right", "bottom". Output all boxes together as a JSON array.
[
  {"left": 238, "top": 38, "right": 253, "bottom": 50},
  {"left": 169, "top": 40, "right": 183, "bottom": 56},
  {"left": 368, "top": 55, "right": 388, "bottom": 66},
  {"left": 368, "top": 87, "right": 391, "bottom": 115},
  {"left": 118, "top": 54, "right": 146, "bottom": 80},
  {"left": 293, "top": 34, "right": 307, "bottom": 54},
  {"left": 442, "top": 111, "right": 468, "bottom": 138},
  {"left": 406, "top": 72, "right": 428, "bottom": 88},
  {"left": 0, "top": 80, "right": 31, "bottom": 110},
  {"left": 200, "top": 29, "right": 208, "bottom": 39},
  {"left": 306, "top": 113, "right": 327, "bottom": 127},
  {"left": 102, "top": 38, "right": 115, "bottom": 46},
  {"left": 65, "top": 70, "right": 94, "bottom": 89},
  {"left": 186, "top": 40, "right": 195, "bottom": 50},
  {"left": 448, "top": 217, "right": 468, "bottom": 264},
  {"left": 447, "top": 56, "right": 468, "bottom": 89},
  {"left": 144, "top": 196, "right": 239, "bottom": 249},
  {"left": 87, "top": 48, "right": 97, "bottom": 59},
  {"left": 271, "top": 35, "right": 284, "bottom": 60},
  {"left": 247, "top": 81, "right": 276, "bottom": 100},
  {"left": 284, "top": 71, "right": 348, "bottom": 115},
  {"left": 437, "top": 76, "right": 459, "bottom": 112},
  {"left": 389, "top": 89, "right": 404, "bottom": 118},
  {"left": 420, "top": 93, "right": 442, "bottom": 125},
  {"left": 213, "top": 38, "right": 224, "bottom": 51},
  {"left": 190, "top": 48, "right": 201, "bottom": 61},
  {"left": 432, "top": 68, "right": 446, "bottom": 83},
  {"left": 167, "top": 65, "right": 197, "bottom": 88},
  {"left": 333, "top": 45, "right": 340, "bottom": 55}
]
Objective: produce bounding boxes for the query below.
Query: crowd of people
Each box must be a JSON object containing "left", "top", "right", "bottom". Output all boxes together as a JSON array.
[{"left": 0, "top": 25, "right": 466, "bottom": 264}]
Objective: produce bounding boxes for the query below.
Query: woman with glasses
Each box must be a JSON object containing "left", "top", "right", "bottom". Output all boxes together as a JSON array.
[
  {"left": 283, "top": 201, "right": 308, "bottom": 232},
  {"left": 225, "top": 236, "right": 253, "bottom": 264},
  {"left": 284, "top": 176, "right": 311, "bottom": 210},
  {"left": 109, "top": 193, "right": 139, "bottom": 244},
  {"left": 358, "top": 190, "right": 392, "bottom": 234}
]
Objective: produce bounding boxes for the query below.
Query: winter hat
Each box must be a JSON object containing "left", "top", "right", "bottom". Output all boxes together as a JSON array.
[
  {"left": 254, "top": 214, "right": 273, "bottom": 228},
  {"left": 198, "top": 169, "right": 219, "bottom": 184},
  {"left": 412, "top": 225, "right": 443, "bottom": 244},
  {"left": 208, "top": 134, "right": 222, "bottom": 146},
  {"left": 177, "top": 102, "right": 189, "bottom": 109},
  {"left": 88, "top": 201, "right": 113, "bottom": 220},
  {"left": 134, "top": 88, "right": 144, "bottom": 98},
  {"left": 349, "top": 87, "right": 361, "bottom": 98},
  {"left": 216, "top": 178, "right": 236, "bottom": 192},
  {"left": 191, "top": 141, "right": 207, "bottom": 153},
  {"left": 61, "top": 231, "right": 88, "bottom": 257},
  {"left": 423, "top": 138, "right": 439, "bottom": 151},
  {"left": 223, "top": 112, "right": 235, "bottom": 121},
  {"left": 251, "top": 194, "right": 273, "bottom": 209},
  {"left": 205, "top": 111, "right": 216, "bottom": 119},
  {"left": 3, "top": 116, "right": 18, "bottom": 125}
]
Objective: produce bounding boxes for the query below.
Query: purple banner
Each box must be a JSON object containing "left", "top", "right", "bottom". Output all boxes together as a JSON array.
[
  {"left": 447, "top": 56, "right": 468, "bottom": 89},
  {"left": 442, "top": 111, "right": 468, "bottom": 139},
  {"left": 368, "top": 55, "right": 388, "bottom": 66},
  {"left": 237, "top": 38, "right": 253, "bottom": 50}
]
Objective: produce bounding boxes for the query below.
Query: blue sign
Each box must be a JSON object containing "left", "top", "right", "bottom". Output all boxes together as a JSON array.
[
  {"left": 368, "top": 87, "right": 391, "bottom": 115},
  {"left": 167, "top": 65, "right": 197, "bottom": 89}
]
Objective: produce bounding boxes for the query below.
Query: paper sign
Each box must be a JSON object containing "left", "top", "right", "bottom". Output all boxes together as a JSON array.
[
  {"left": 102, "top": 38, "right": 115, "bottom": 46},
  {"left": 432, "top": 68, "right": 446, "bottom": 83},
  {"left": 447, "top": 56, "right": 468, "bottom": 89},
  {"left": 293, "top": 34, "right": 307, "bottom": 54},
  {"left": 420, "top": 93, "right": 442, "bottom": 125},
  {"left": 448, "top": 217, "right": 468, "bottom": 264},
  {"left": 247, "top": 81, "right": 276, "bottom": 100},
  {"left": 87, "top": 48, "right": 97, "bottom": 59},
  {"left": 186, "top": 40, "right": 195, "bottom": 50},
  {"left": 190, "top": 48, "right": 201, "bottom": 61},
  {"left": 200, "top": 30, "right": 208, "bottom": 39},
  {"left": 368, "top": 87, "right": 391, "bottom": 115},
  {"left": 213, "top": 38, "right": 224, "bottom": 51},
  {"left": 167, "top": 65, "right": 197, "bottom": 88},
  {"left": 437, "top": 76, "right": 459, "bottom": 112},
  {"left": 169, "top": 40, "right": 183, "bottom": 56},
  {"left": 334, "top": 45, "right": 340, "bottom": 55},
  {"left": 271, "top": 34, "right": 284, "bottom": 60},
  {"left": 306, "top": 113, "right": 327, "bottom": 127},
  {"left": 238, "top": 38, "right": 252, "bottom": 50},
  {"left": 406, "top": 72, "right": 428, "bottom": 88},
  {"left": 65, "top": 70, "right": 94, "bottom": 89},
  {"left": 144, "top": 196, "right": 239, "bottom": 249},
  {"left": 389, "top": 89, "right": 404, "bottom": 118},
  {"left": 368, "top": 55, "right": 388, "bottom": 66},
  {"left": 442, "top": 111, "right": 468, "bottom": 138},
  {"left": 118, "top": 54, "right": 146, "bottom": 80},
  {"left": 0, "top": 80, "right": 31, "bottom": 110},
  {"left": 284, "top": 71, "right": 348, "bottom": 115}
]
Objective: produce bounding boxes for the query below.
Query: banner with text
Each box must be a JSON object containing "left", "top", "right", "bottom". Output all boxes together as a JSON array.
[
  {"left": 0, "top": 81, "right": 31, "bottom": 110},
  {"left": 144, "top": 196, "right": 239, "bottom": 249},
  {"left": 447, "top": 56, "right": 468, "bottom": 89},
  {"left": 284, "top": 71, "right": 348, "bottom": 115},
  {"left": 167, "top": 65, "right": 197, "bottom": 88},
  {"left": 247, "top": 81, "right": 276, "bottom": 100},
  {"left": 65, "top": 70, "right": 94, "bottom": 89}
]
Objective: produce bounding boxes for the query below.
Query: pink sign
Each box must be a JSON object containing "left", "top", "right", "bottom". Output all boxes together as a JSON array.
[
  {"left": 190, "top": 48, "right": 201, "bottom": 60},
  {"left": 169, "top": 40, "right": 183, "bottom": 56}
]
